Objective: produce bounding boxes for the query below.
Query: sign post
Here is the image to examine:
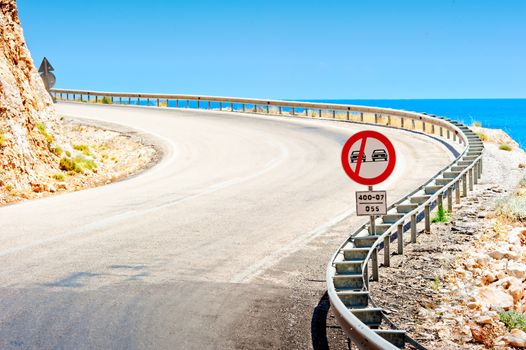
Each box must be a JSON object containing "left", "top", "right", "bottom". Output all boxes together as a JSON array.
[
  {"left": 38, "top": 57, "right": 56, "bottom": 93},
  {"left": 341, "top": 129, "right": 397, "bottom": 230},
  {"left": 341, "top": 130, "right": 397, "bottom": 282}
]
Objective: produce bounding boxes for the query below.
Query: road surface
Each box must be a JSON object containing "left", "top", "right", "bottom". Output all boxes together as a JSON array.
[{"left": 0, "top": 103, "right": 453, "bottom": 349}]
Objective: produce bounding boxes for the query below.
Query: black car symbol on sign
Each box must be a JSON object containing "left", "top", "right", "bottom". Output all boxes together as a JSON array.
[
  {"left": 350, "top": 150, "right": 366, "bottom": 163},
  {"left": 371, "top": 149, "right": 388, "bottom": 162}
]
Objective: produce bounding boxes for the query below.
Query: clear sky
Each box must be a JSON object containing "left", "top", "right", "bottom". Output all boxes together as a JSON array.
[{"left": 17, "top": 0, "right": 526, "bottom": 99}]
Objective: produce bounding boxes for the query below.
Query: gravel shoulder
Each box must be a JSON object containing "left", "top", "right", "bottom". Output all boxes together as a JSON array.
[
  {"left": 0, "top": 117, "right": 158, "bottom": 206},
  {"left": 369, "top": 133, "right": 526, "bottom": 349}
]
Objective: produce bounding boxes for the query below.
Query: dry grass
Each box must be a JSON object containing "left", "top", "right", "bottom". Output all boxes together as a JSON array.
[
  {"left": 496, "top": 178, "right": 526, "bottom": 222},
  {"left": 499, "top": 144, "right": 513, "bottom": 151}
]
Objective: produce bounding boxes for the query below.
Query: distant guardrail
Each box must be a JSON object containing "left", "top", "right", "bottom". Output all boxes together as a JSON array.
[{"left": 50, "top": 88, "right": 483, "bottom": 349}]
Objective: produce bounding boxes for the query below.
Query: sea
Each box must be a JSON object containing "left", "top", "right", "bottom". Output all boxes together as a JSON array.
[{"left": 311, "top": 99, "right": 526, "bottom": 149}]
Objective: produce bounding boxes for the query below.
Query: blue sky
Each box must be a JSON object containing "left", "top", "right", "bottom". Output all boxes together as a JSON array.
[{"left": 18, "top": 0, "right": 526, "bottom": 99}]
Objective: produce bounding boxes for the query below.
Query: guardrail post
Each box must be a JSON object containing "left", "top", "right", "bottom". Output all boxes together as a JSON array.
[
  {"left": 119, "top": 97, "right": 122, "bottom": 104},
  {"left": 186, "top": 100, "right": 190, "bottom": 108},
  {"left": 431, "top": 124, "right": 435, "bottom": 134},
  {"left": 440, "top": 127, "right": 443, "bottom": 137},
  {"left": 242, "top": 104, "right": 245, "bottom": 112},
  {"left": 424, "top": 205, "right": 431, "bottom": 233},
  {"left": 387, "top": 115, "right": 391, "bottom": 125},
  {"left": 346, "top": 110, "right": 350, "bottom": 120},
  {"left": 318, "top": 109, "right": 322, "bottom": 118},
  {"left": 219, "top": 102, "right": 222, "bottom": 111},
  {"left": 447, "top": 129, "right": 451, "bottom": 139},
  {"left": 230, "top": 102, "right": 234, "bottom": 111},
  {"left": 157, "top": 98, "right": 160, "bottom": 107},
  {"left": 374, "top": 114, "right": 378, "bottom": 124},
  {"left": 207, "top": 101, "right": 211, "bottom": 109},
  {"left": 128, "top": 97, "right": 131, "bottom": 104},
  {"left": 372, "top": 249, "right": 379, "bottom": 281},
  {"left": 453, "top": 133, "right": 457, "bottom": 142},
  {"left": 266, "top": 104, "right": 270, "bottom": 114},
  {"left": 397, "top": 224, "right": 403, "bottom": 254},
  {"left": 422, "top": 120, "right": 426, "bottom": 132},
  {"left": 363, "top": 263, "right": 369, "bottom": 289},
  {"left": 437, "top": 193, "right": 443, "bottom": 211},
  {"left": 279, "top": 106, "right": 282, "bottom": 115},
  {"left": 360, "top": 112, "right": 364, "bottom": 122},
  {"left": 383, "top": 236, "right": 390, "bottom": 267},
  {"left": 455, "top": 181, "right": 461, "bottom": 204},
  {"left": 469, "top": 168, "right": 474, "bottom": 189},
  {"left": 447, "top": 188, "right": 453, "bottom": 212},
  {"left": 95, "top": 95, "right": 98, "bottom": 103},
  {"left": 137, "top": 97, "right": 140, "bottom": 105},
  {"left": 147, "top": 98, "right": 150, "bottom": 106},
  {"left": 197, "top": 99, "right": 200, "bottom": 109},
  {"left": 305, "top": 108, "right": 308, "bottom": 117},
  {"left": 292, "top": 107, "right": 295, "bottom": 115},
  {"left": 332, "top": 110, "right": 336, "bottom": 119},
  {"left": 401, "top": 117, "right": 405, "bottom": 128},
  {"left": 411, "top": 214, "right": 417, "bottom": 243},
  {"left": 462, "top": 173, "right": 468, "bottom": 197},
  {"left": 412, "top": 119, "right": 416, "bottom": 129}
]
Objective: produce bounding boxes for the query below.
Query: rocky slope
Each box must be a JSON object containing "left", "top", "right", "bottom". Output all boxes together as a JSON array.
[{"left": 0, "top": 0, "right": 65, "bottom": 200}]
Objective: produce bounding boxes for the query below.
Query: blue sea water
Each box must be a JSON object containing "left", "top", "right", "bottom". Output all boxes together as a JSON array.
[{"left": 311, "top": 99, "right": 526, "bottom": 149}]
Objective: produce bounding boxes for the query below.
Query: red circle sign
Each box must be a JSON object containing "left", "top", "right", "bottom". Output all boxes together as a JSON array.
[{"left": 341, "top": 130, "right": 396, "bottom": 186}]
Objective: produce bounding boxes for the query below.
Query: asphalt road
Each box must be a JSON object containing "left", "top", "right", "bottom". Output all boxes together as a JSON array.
[{"left": 0, "top": 103, "right": 454, "bottom": 349}]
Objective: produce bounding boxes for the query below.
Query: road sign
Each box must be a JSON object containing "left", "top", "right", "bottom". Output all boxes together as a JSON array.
[
  {"left": 355, "top": 190, "right": 387, "bottom": 216},
  {"left": 341, "top": 130, "right": 396, "bottom": 186},
  {"left": 38, "top": 57, "right": 56, "bottom": 91}
]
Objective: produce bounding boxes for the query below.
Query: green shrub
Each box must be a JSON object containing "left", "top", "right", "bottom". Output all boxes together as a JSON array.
[
  {"left": 476, "top": 132, "right": 488, "bottom": 142},
  {"left": 51, "top": 173, "right": 64, "bottom": 181},
  {"left": 51, "top": 147, "right": 63, "bottom": 156},
  {"left": 73, "top": 144, "right": 92, "bottom": 156},
  {"left": 74, "top": 155, "right": 97, "bottom": 171},
  {"left": 101, "top": 96, "right": 112, "bottom": 104},
  {"left": 59, "top": 157, "right": 83, "bottom": 173},
  {"left": 432, "top": 205, "right": 450, "bottom": 223},
  {"left": 35, "top": 122, "right": 54, "bottom": 144},
  {"left": 65, "top": 150, "right": 71, "bottom": 157},
  {"left": 499, "top": 310, "right": 526, "bottom": 332},
  {"left": 472, "top": 121, "right": 482, "bottom": 127},
  {"left": 499, "top": 144, "right": 512, "bottom": 151}
]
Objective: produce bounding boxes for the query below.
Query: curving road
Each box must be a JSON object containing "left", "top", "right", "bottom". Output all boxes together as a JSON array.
[{"left": 0, "top": 103, "right": 453, "bottom": 349}]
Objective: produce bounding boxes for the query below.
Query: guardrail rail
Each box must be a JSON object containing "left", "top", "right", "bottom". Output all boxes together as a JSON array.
[{"left": 51, "top": 88, "right": 483, "bottom": 349}]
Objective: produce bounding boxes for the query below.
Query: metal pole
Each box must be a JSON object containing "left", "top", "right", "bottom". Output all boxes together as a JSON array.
[
  {"left": 372, "top": 249, "right": 379, "bottom": 281},
  {"left": 368, "top": 186, "right": 375, "bottom": 236},
  {"left": 447, "top": 188, "right": 453, "bottom": 212},
  {"left": 462, "top": 174, "right": 468, "bottom": 197},
  {"left": 411, "top": 214, "right": 417, "bottom": 243},
  {"left": 424, "top": 205, "right": 431, "bottom": 233},
  {"left": 383, "top": 236, "right": 390, "bottom": 267},
  {"left": 397, "top": 224, "right": 403, "bottom": 255}
]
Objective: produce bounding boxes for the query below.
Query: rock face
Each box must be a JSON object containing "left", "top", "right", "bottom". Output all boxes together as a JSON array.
[{"left": 0, "top": 0, "right": 62, "bottom": 201}]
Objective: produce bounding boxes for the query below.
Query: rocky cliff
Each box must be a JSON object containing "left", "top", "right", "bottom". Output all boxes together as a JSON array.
[{"left": 0, "top": 0, "right": 63, "bottom": 201}]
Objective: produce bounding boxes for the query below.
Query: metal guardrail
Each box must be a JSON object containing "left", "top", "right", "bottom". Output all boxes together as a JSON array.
[{"left": 50, "top": 88, "right": 482, "bottom": 349}]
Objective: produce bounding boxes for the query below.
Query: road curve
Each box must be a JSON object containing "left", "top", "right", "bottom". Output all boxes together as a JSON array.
[{"left": 0, "top": 103, "right": 453, "bottom": 349}]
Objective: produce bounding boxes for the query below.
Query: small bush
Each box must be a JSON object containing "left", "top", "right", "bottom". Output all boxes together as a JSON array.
[
  {"left": 476, "top": 132, "right": 488, "bottom": 142},
  {"left": 496, "top": 194, "right": 526, "bottom": 222},
  {"left": 35, "top": 122, "right": 54, "bottom": 144},
  {"left": 499, "top": 144, "right": 512, "bottom": 151},
  {"left": 101, "top": 96, "right": 112, "bottom": 104},
  {"left": 5, "top": 184, "right": 13, "bottom": 191},
  {"left": 0, "top": 130, "right": 5, "bottom": 147},
  {"left": 73, "top": 144, "right": 92, "bottom": 156},
  {"left": 65, "top": 150, "right": 72, "bottom": 157},
  {"left": 472, "top": 121, "right": 482, "bottom": 127},
  {"left": 51, "top": 173, "right": 64, "bottom": 181},
  {"left": 59, "top": 157, "right": 83, "bottom": 173},
  {"left": 499, "top": 310, "right": 526, "bottom": 332},
  {"left": 74, "top": 156, "right": 97, "bottom": 170},
  {"left": 431, "top": 275, "right": 441, "bottom": 291},
  {"left": 51, "top": 147, "right": 63, "bottom": 156},
  {"left": 432, "top": 205, "right": 450, "bottom": 223}
]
